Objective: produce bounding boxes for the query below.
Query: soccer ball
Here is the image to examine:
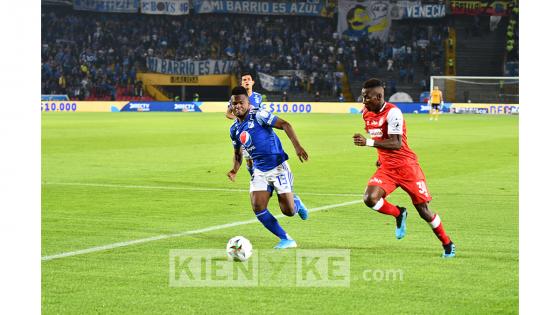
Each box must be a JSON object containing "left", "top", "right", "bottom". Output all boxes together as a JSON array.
[{"left": 226, "top": 236, "right": 253, "bottom": 262}]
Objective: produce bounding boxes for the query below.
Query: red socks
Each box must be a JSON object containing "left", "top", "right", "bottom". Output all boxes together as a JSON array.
[
  {"left": 429, "top": 214, "right": 451, "bottom": 245},
  {"left": 372, "top": 200, "right": 451, "bottom": 245},
  {"left": 371, "top": 198, "right": 400, "bottom": 218}
]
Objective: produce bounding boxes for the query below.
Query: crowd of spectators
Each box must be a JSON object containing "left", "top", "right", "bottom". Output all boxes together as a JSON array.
[
  {"left": 504, "top": 0, "right": 519, "bottom": 76},
  {"left": 42, "top": 8, "right": 151, "bottom": 100},
  {"left": 343, "top": 19, "right": 447, "bottom": 96},
  {"left": 42, "top": 6, "right": 449, "bottom": 101}
]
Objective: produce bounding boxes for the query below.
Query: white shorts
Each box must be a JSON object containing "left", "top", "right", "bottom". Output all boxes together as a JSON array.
[{"left": 250, "top": 161, "right": 294, "bottom": 194}]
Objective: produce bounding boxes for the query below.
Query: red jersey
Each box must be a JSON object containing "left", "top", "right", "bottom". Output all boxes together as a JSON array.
[{"left": 362, "top": 102, "right": 418, "bottom": 168}]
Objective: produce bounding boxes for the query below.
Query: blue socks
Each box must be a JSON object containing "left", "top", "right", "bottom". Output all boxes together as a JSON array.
[{"left": 255, "top": 209, "right": 288, "bottom": 240}]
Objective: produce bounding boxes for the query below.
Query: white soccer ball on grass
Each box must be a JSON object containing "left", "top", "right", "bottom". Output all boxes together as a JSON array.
[{"left": 226, "top": 236, "right": 253, "bottom": 262}]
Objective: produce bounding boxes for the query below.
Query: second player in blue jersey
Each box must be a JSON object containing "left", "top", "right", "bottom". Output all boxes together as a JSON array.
[{"left": 226, "top": 73, "right": 264, "bottom": 176}]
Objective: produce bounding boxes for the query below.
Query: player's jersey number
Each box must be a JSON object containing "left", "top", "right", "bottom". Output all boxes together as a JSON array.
[
  {"left": 276, "top": 174, "right": 288, "bottom": 186},
  {"left": 416, "top": 181, "right": 430, "bottom": 198}
]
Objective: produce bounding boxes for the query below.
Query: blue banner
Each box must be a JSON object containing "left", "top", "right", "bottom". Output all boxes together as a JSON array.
[
  {"left": 395, "top": 102, "right": 428, "bottom": 113},
  {"left": 141, "top": 0, "right": 190, "bottom": 15},
  {"left": 258, "top": 72, "right": 290, "bottom": 92},
  {"left": 193, "top": 0, "right": 333, "bottom": 16},
  {"left": 121, "top": 102, "right": 202, "bottom": 112},
  {"left": 146, "top": 57, "right": 236, "bottom": 75},
  {"left": 405, "top": 4, "right": 446, "bottom": 18},
  {"left": 73, "top": 0, "right": 139, "bottom": 13},
  {"left": 41, "top": 94, "right": 69, "bottom": 101}
]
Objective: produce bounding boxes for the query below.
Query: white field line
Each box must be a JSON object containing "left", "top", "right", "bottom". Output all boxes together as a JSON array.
[
  {"left": 42, "top": 199, "right": 362, "bottom": 261},
  {"left": 43, "top": 182, "right": 363, "bottom": 197}
]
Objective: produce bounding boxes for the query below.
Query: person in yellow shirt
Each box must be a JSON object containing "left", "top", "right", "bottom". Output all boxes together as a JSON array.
[
  {"left": 429, "top": 86, "right": 443, "bottom": 121},
  {"left": 58, "top": 73, "right": 66, "bottom": 94}
]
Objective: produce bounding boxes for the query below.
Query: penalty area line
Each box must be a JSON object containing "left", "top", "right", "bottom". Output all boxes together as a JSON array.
[{"left": 41, "top": 199, "right": 362, "bottom": 261}]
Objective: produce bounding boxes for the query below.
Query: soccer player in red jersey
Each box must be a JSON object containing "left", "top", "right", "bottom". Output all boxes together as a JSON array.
[{"left": 353, "top": 78, "right": 455, "bottom": 258}]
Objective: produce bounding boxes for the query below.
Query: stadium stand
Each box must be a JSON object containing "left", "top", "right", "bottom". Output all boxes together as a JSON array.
[
  {"left": 41, "top": 1, "right": 516, "bottom": 102},
  {"left": 504, "top": 0, "right": 519, "bottom": 76},
  {"left": 454, "top": 15, "right": 507, "bottom": 76}
]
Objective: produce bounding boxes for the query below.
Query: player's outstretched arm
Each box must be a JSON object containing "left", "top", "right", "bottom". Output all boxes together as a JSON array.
[
  {"left": 273, "top": 117, "right": 308, "bottom": 162},
  {"left": 227, "top": 148, "right": 243, "bottom": 181},
  {"left": 353, "top": 133, "right": 402, "bottom": 150}
]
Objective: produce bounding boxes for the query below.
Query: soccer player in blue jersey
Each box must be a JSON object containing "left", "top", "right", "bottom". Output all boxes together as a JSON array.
[
  {"left": 226, "top": 73, "right": 263, "bottom": 174},
  {"left": 227, "top": 86, "right": 309, "bottom": 249}
]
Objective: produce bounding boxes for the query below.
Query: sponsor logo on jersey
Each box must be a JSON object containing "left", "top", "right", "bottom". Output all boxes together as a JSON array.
[
  {"left": 240, "top": 131, "right": 252, "bottom": 147},
  {"left": 369, "top": 177, "right": 383, "bottom": 184},
  {"left": 368, "top": 128, "right": 383, "bottom": 138},
  {"left": 373, "top": 118, "right": 384, "bottom": 126},
  {"left": 367, "top": 118, "right": 384, "bottom": 127}
]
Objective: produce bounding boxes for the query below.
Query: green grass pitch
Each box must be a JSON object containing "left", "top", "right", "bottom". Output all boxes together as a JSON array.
[{"left": 42, "top": 112, "right": 518, "bottom": 314}]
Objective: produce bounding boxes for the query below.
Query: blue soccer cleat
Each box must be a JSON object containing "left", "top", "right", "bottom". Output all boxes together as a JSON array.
[
  {"left": 293, "top": 194, "right": 308, "bottom": 220},
  {"left": 395, "top": 206, "right": 407, "bottom": 240},
  {"left": 274, "top": 239, "right": 297, "bottom": 249},
  {"left": 442, "top": 242, "right": 456, "bottom": 258}
]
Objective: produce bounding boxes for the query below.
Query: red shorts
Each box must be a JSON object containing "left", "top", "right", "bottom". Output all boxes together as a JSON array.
[{"left": 367, "top": 163, "right": 432, "bottom": 204}]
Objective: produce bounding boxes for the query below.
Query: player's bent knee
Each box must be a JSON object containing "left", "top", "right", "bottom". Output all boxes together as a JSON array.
[
  {"left": 281, "top": 206, "right": 296, "bottom": 216},
  {"left": 279, "top": 199, "right": 296, "bottom": 216},
  {"left": 363, "top": 194, "right": 379, "bottom": 208}
]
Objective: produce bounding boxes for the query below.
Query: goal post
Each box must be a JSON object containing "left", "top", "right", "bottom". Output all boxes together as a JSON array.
[{"left": 430, "top": 76, "right": 519, "bottom": 104}]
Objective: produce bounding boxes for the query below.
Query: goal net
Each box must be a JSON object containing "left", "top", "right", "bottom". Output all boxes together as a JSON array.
[{"left": 430, "top": 76, "right": 519, "bottom": 104}]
